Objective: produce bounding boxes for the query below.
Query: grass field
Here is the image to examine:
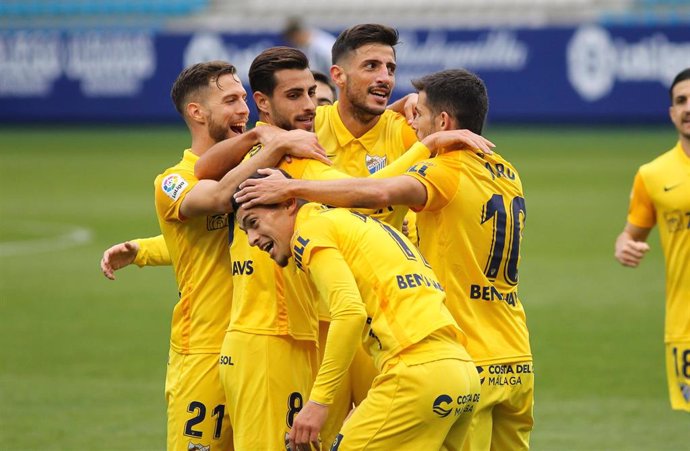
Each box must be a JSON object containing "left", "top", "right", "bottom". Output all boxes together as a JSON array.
[{"left": 0, "top": 124, "right": 688, "bottom": 450}]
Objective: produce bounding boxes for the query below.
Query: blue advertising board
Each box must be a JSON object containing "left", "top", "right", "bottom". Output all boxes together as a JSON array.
[{"left": 0, "top": 24, "right": 688, "bottom": 123}]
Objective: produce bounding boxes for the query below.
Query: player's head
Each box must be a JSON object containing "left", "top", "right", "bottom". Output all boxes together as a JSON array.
[
  {"left": 312, "top": 70, "right": 337, "bottom": 106},
  {"left": 170, "top": 61, "right": 249, "bottom": 142},
  {"left": 234, "top": 170, "right": 303, "bottom": 267},
  {"left": 331, "top": 24, "right": 398, "bottom": 118},
  {"left": 411, "top": 69, "right": 488, "bottom": 140},
  {"left": 249, "top": 47, "right": 317, "bottom": 131},
  {"left": 669, "top": 68, "right": 690, "bottom": 140}
]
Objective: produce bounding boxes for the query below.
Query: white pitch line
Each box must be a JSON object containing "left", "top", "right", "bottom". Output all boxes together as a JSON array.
[{"left": 0, "top": 222, "right": 93, "bottom": 257}]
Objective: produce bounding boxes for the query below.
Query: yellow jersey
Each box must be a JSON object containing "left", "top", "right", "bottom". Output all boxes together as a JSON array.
[
  {"left": 627, "top": 142, "right": 690, "bottom": 343},
  {"left": 154, "top": 150, "right": 233, "bottom": 354},
  {"left": 406, "top": 150, "right": 532, "bottom": 365},
  {"left": 292, "top": 203, "right": 470, "bottom": 403},
  {"left": 315, "top": 102, "right": 418, "bottom": 230}
]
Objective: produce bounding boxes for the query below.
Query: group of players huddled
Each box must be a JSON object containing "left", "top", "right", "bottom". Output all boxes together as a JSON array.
[{"left": 101, "top": 23, "right": 535, "bottom": 451}]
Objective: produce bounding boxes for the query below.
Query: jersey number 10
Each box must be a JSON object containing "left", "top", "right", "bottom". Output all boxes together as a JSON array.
[{"left": 481, "top": 194, "right": 526, "bottom": 286}]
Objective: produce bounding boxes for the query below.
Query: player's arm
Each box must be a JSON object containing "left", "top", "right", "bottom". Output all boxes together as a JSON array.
[
  {"left": 100, "top": 235, "right": 171, "bottom": 279},
  {"left": 289, "top": 247, "right": 367, "bottom": 449},
  {"left": 194, "top": 126, "right": 279, "bottom": 180},
  {"left": 180, "top": 130, "right": 326, "bottom": 218},
  {"left": 614, "top": 223, "right": 652, "bottom": 267},
  {"left": 195, "top": 126, "right": 330, "bottom": 181},
  {"left": 615, "top": 171, "right": 655, "bottom": 268},
  {"left": 387, "top": 93, "right": 418, "bottom": 124}
]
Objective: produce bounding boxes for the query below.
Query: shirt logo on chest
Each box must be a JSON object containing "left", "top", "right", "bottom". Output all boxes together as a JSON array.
[{"left": 365, "top": 154, "right": 387, "bottom": 174}]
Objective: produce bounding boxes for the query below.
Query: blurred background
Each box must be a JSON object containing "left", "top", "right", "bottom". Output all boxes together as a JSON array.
[{"left": 1, "top": 1, "right": 689, "bottom": 450}]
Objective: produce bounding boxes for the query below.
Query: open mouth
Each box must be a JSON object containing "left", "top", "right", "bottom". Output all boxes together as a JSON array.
[
  {"left": 230, "top": 123, "right": 246, "bottom": 134},
  {"left": 369, "top": 87, "right": 390, "bottom": 99},
  {"left": 261, "top": 241, "right": 274, "bottom": 254}
]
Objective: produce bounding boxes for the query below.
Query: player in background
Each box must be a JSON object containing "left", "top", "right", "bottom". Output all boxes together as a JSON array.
[
  {"left": 235, "top": 69, "right": 534, "bottom": 451},
  {"left": 312, "top": 70, "right": 337, "bottom": 106},
  {"left": 101, "top": 60, "right": 326, "bottom": 451},
  {"left": 234, "top": 182, "right": 481, "bottom": 451},
  {"left": 614, "top": 67, "right": 690, "bottom": 412}
]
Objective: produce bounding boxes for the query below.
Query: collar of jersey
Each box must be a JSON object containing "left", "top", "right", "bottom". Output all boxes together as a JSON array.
[
  {"left": 328, "top": 101, "right": 387, "bottom": 153},
  {"left": 183, "top": 149, "right": 199, "bottom": 165},
  {"left": 673, "top": 141, "right": 690, "bottom": 169}
]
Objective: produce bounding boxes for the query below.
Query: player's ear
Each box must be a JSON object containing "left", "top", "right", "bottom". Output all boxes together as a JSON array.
[
  {"left": 254, "top": 91, "right": 270, "bottom": 115},
  {"left": 331, "top": 65, "right": 346, "bottom": 89},
  {"left": 186, "top": 102, "right": 205, "bottom": 124}
]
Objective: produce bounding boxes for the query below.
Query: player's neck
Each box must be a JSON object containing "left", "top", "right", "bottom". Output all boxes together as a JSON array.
[
  {"left": 190, "top": 133, "right": 215, "bottom": 157},
  {"left": 337, "top": 99, "right": 381, "bottom": 138},
  {"left": 679, "top": 135, "right": 690, "bottom": 158}
]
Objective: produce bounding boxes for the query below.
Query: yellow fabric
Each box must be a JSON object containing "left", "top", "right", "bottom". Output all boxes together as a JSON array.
[
  {"left": 627, "top": 142, "right": 690, "bottom": 343},
  {"left": 218, "top": 331, "right": 318, "bottom": 449},
  {"left": 228, "top": 224, "right": 319, "bottom": 342},
  {"left": 291, "top": 203, "right": 470, "bottom": 405},
  {"left": 154, "top": 150, "right": 233, "bottom": 354},
  {"left": 333, "top": 351, "right": 480, "bottom": 451},
  {"left": 405, "top": 150, "right": 532, "bottom": 365},
  {"left": 462, "top": 362, "right": 534, "bottom": 451},
  {"left": 664, "top": 341, "right": 690, "bottom": 412},
  {"left": 315, "top": 102, "right": 418, "bottom": 230},
  {"left": 165, "top": 350, "right": 233, "bottom": 451},
  {"left": 132, "top": 235, "right": 170, "bottom": 266}
]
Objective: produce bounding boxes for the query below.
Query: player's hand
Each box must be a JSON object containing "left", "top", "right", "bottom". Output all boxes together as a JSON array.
[
  {"left": 288, "top": 401, "right": 327, "bottom": 451},
  {"left": 234, "top": 168, "right": 292, "bottom": 208},
  {"left": 276, "top": 129, "right": 331, "bottom": 166},
  {"left": 422, "top": 129, "right": 495, "bottom": 156},
  {"left": 614, "top": 235, "right": 650, "bottom": 267},
  {"left": 100, "top": 241, "right": 140, "bottom": 280}
]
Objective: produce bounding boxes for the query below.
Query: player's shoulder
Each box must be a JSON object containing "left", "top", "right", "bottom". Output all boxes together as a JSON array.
[{"left": 639, "top": 143, "right": 681, "bottom": 176}]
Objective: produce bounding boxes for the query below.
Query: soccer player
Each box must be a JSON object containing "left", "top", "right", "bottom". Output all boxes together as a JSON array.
[
  {"left": 234, "top": 183, "right": 481, "bottom": 450},
  {"left": 235, "top": 69, "right": 534, "bottom": 451},
  {"left": 614, "top": 67, "right": 690, "bottom": 412},
  {"left": 102, "top": 60, "right": 326, "bottom": 451},
  {"left": 312, "top": 70, "right": 336, "bottom": 106}
]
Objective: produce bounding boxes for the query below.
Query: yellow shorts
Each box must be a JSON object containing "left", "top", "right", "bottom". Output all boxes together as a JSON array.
[
  {"left": 318, "top": 321, "right": 378, "bottom": 449},
  {"left": 165, "top": 349, "right": 233, "bottom": 451},
  {"left": 219, "top": 331, "right": 318, "bottom": 450},
  {"left": 665, "top": 342, "right": 690, "bottom": 412},
  {"left": 463, "top": 361, "right": 534, "bottom": 451},
  {"left": 332, "top": 357, "right": 480, "bottom": 451}
]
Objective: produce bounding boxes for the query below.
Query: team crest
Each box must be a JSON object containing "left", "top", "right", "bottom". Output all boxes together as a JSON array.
[
  {"left": 161, "top": 173, "right": 188, "bottom": 201},
  {"left": 187, "top": 441, "right": 210, "bottom": 451},
  {"left": 663, "top": 209, "right": 684, "bottom": 233},
  {"left": 365, "top": 154, "right": 387, "bottom": 174},
  {"left": 207, "top": 214, "right": 229, "bottom": 231}
]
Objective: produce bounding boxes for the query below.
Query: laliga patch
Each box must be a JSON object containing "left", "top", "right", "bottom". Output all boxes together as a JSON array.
[
  {"left": 162, "top": 173, "right": 188, "bottom": 201},
  {"left": 365, "top": 154, "right": 387, "bottom": 174}
]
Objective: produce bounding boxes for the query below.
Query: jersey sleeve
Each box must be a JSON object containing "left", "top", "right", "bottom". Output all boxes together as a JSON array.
[
  {"left": 154, "top": 169, "right": 198, "bottom": 222},
  {"left": 303, "top": 247, "right": 367, "bottom": 405},
  {"left": 371, "top": 141, "right": 430, "bottom": 179},
  {"left": 404, "top": 157, "right": 458, "bottom": 212},
  {"left": 133, "top": 234, "right": 171, "bottom": 267},
  {"left": 627, "top": 170, "right": 656, "bottom": 228}
]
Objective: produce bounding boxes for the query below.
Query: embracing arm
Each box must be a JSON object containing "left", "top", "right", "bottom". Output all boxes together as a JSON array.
[
  {"left": 181, "top": 130, "right": 326, "bottom": 218},
  {"left": 195, "top": 127, "right": 277, "bottom": 180}
]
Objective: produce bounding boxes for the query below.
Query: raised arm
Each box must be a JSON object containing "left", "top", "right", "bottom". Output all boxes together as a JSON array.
[{"left": 181, "top": 130, "right": 325, "bottom": 218}]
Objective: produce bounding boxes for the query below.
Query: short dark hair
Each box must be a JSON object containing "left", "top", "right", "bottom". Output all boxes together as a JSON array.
[
  {"left": 331, "top": 23, "right": 398, "bottom": 65},
  {"left": 412, "top": 69, "right": 488, "bottom": 135},
  {"left": 170, "top": 61, "right": 237, "bottom": 116},
  {"left": 249, "top": 47, "right": 310, "bottom": 97},
  {"left": 231, "top": 169, "right": 294, "bottom": 212},
  {"left": 312, "top": 70, "right": 336, "bottom": 97},
  {"left": 670, "top": 68, "right": 690, "bottom": 101}
]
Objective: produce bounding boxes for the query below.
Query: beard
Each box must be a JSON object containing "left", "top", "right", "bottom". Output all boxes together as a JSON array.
[
  {"left": 207, "top": 114, "right": 230, "bottom": 143},
  {"left": 345, "top": 79, "right": 388, "bottom": 120}
]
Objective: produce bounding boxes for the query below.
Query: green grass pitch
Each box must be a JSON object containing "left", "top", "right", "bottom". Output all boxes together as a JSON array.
[{"left": 0, "top": 124, "right": 688, "bottom": 450}]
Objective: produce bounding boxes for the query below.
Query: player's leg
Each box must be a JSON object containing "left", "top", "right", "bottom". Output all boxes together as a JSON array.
[
  {"left": 486, "top": 362, "right": 534, "bottom": 451},
  {"left": 166, "top": 349, "right": 233, "bottom": 451},
  {"left": 350, "top": 344, "right": 378, "bottom": 405},
  {"left": 666, "top": 342, "right": 690, "bottom": 412},
  {"left": 219, "top": 331, "right": 317, "bottom": 450},
  {"left": 333, "top": 357, "right": 479, "bottom": 451},
  {"left": 461, "top": 364, "right": 496, "bottom": 451},
  {"left": 441, "top": 361, "right": 482, "bottom": 451}
]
